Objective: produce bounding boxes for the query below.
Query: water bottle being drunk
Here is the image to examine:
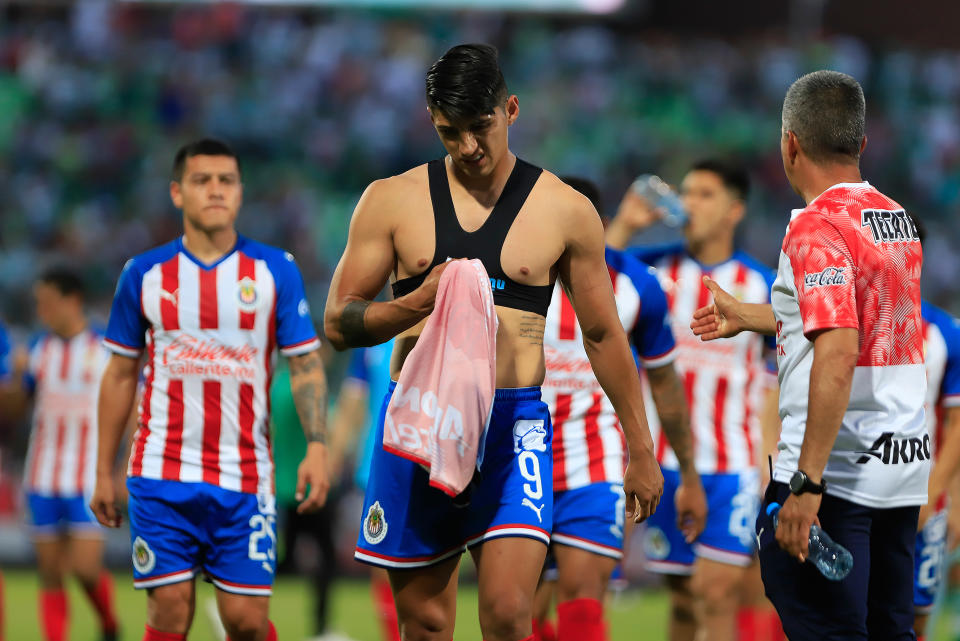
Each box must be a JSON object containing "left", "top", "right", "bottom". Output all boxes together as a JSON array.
[
  {"left": 630, "top": 174, "right": 688, "bottom": 228},
  {"left": 766, "top": 502, "right": 853, "bottom": 581}
]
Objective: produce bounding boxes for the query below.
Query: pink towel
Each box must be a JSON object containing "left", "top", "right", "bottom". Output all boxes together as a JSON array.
[{"left": 383, "top": 259, "right": 498, "bottom": 496}]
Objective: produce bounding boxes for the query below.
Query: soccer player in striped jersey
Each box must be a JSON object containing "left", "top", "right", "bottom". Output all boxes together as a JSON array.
[
  {"left": 536, "top": 177, "right": 706, "bottom": 641},
  {"left": 607, "top": 160, "right": 778, "bottom": 641},
  {"left": 11, "top": 270, "right": 118, "bottom": 641},
  {"left": 90, "top": 139, "right": 330, "bottom": 641}
]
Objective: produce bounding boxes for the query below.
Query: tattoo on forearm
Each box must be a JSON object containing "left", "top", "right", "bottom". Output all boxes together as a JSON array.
[
  {"left": 650, "top": 368, "right": 695, "bottom": 473},
  {"left": 290, "top": 351, "right": 328, "bottom": 444},
  {"left": 340, "top": 300, "right": 375, "bottom": 347},
  {"left": 518, "top": 314, "right": 545, "bottom": 346}
]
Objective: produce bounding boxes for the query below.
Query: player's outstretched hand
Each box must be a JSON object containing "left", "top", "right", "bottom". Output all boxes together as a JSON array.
[
  {"left": 90, "top": 474, "right": 122, "bottom": 528},
  {"left": 690, "top": 276, "right": 744, "bottom": 341},
  {"left": 624, "top": 447, "right": 664, "bottom": 524},
  {"left": 296, "top": 442, "right": 330, "bottom": 514},
  {"left": 674, "top": 475, "right": 708, "bottom": 543}
]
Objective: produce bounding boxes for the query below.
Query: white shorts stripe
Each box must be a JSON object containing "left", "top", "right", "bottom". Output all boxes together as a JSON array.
[
  {"left": 694, "top": 543, "right": 754, "bottom": 567},
  {"left": 209, "top": 578, "right": 272, "bottom": 597},
  {"left": 133, "top": 567, "right": 198, "bottom": 589},
  {"left": 551, "top": 533, "right": 623, "bottom": 559}
]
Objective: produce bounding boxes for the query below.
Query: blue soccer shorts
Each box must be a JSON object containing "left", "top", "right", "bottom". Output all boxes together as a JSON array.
[
  {"left": 551, "top": 482, "right": 625, "bottom": 560},
  {"left": 127, "top": 477, "right": 277, "bottom": 595},
  {"left": 354, "top": 383, "right": 552, "bottom": 569},
  {"left": 914, "top": 508, "right": 948, "bottom": 613},
  {"left": 26, "top": 492, "right": 101, "bottom": 537},
  {"left": 642, "top": 468, "right": 759, "bottom": 574}
]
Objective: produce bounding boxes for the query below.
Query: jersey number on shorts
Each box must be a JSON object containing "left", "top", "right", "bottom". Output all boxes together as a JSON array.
[
  {"left": 917, "top": 542, "right": 943, "bottom": 590},
  {"left": 248, "top": 514, "right": 277, "bottom": 562},
  {"left": 728, "top": 492, "right": 757, "bottom": 548},
  {"left": 518, "top": 451, "right": 545, "bottom": 522}
]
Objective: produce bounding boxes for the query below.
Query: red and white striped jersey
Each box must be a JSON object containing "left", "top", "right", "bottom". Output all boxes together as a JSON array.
[
  {"left": 104, "top": 236, "right": 320, "bottom": 496},
  {"left": 772, "top": 183, "right": 926, "bottom": 508},
  {"left": 23, "top": 328, "right": 107, "bottom": 496},
  {"left": 543, "top": 247, "right": 676, "bottom": 491},
  {"left": 630, "top": 244, "right": 776, "bottom": 474}
]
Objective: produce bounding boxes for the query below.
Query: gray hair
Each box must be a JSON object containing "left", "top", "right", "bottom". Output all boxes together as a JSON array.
[{"left": 782, "top": 70, "right": 865, "bottom": 162}]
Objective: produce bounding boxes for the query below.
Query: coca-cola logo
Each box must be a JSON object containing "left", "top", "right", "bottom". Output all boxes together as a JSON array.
[{"left": 804, "top": 266, "right": 846, "bottom": 289}]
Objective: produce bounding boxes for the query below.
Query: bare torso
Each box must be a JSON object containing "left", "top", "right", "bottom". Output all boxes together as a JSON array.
[{"left": 386, "top": 158, "right": 569, "bottom": 387}]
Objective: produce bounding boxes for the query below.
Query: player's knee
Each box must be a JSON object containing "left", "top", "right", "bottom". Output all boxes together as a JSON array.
[
  {"left": 480, "top": 590, "right": 531, "bottom": 640},
  {"left": 666, "top": 576, "right": 696, "bottom": 623},
  {"left": 397, "top": 604, "right": 452, "bottom": 641},
  {"left": 146, "top": 583, "right": 193, "bottom": 632},
  {"left": 690, "top": 569, "right": 739, "bottom": 610},
  {"left": 219, "top": 597, "right": 270, "bottom": 641},
  {"left": 556, "top": 573, "right": 606, "bottom": 602}
]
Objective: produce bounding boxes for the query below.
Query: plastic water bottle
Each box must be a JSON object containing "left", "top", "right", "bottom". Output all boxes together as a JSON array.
[
  {"left": 630, "top": 174, "right": 688, "bottom": 228},
  {"left": 766, "top": 502, "right": 853, "bottom": 581}
]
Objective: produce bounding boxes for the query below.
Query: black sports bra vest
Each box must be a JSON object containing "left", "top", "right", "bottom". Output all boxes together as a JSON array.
[{"left": 391, "top": 157, "right": 554, "bottom": 317}]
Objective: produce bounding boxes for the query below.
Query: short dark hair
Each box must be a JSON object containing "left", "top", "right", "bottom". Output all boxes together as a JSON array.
[
  {"left": 560, "top": 176, "right": 603, "bottom": 214},
  {"left": 39, "top": 267, "right": 85, "bottom": 299},
  {"left": 425, "top": 44, "right": 508, "bottom": 122},
  {"left": 172, "top": 138, "right": 240, "bottom": 181},
  {"left": 689, "top": 159, "right": 750, "bottom": 200},
  {"left": 782, "top": 70, "right": 865, "bottom": 162}
]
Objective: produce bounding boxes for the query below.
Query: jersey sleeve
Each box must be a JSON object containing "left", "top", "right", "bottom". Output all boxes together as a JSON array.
[
  {"left": 627, "top": 242, "right": 684, "bottom": 267},
  {"left": 631, "top": 266, "right": 677, "bottom": 369},
  {"left": 939, "top": 313, "right": 960, "bottom": 408},
  {"left": 344, "top": 348, "right": 370, "bottom": 387},
  {"left": 785, "top": 217, "right": 859, "bottom": 337},
  {"left": 273, "top": 252, "right": 321, "bottom": 356},
  {"left": 0, "top": 323, "right": 9, "bottom": 380},
  {"left": 104, "top": 259, "right": 149, "bottom": 357}
]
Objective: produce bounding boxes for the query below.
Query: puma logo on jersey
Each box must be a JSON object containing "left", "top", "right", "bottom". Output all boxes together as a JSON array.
[
  {"left": 159, "top": 288, "right": 179, "bottom": 307},
  {"left": 522, "top": 498, "right": 545, "bottom": 523},
  {"left": 855, "top": 431, "right": 930, "bottom": 465}
]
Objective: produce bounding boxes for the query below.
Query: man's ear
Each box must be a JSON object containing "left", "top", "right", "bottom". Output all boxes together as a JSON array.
[
  {"left": 860, "top": 135, "right": 867, "bottom": 156},
  {"left": 170, "top": 180, "right": 182, "bottom": 209},
  {"left": 786, "top": 130, "right": 801, "bottom": 165},
  {"left": 505, "top": 95, "right": 519, "bottom": 126}
]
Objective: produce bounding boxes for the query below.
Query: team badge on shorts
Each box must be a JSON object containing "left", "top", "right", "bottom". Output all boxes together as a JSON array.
[
  {"left": 643, "top": 526, "right": 671, "bottom": 560},
  {"left": 513, "top": 420, "right": 548, "bottom": 453},
  {"left": 237, "top": 277, "right": 259, "bottom": 312},
  {"left": 363, "top": 501, "right": 388, "bottom": 545},
  {"left": 132, "top": 536, "right": 156, "bottom": 574}
]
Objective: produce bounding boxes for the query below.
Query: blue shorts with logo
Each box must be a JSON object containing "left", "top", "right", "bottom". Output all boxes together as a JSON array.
[
  {"left": 26, "top": 492, "right": 101, "bottom": 537},
  {"left": 914, "top": 509, "right": 948, "bottom": 613},
  {"left": 551, "top": 482, "right": 625, "bottom": 560},
  {"left": 642, "top": 468, "right": 759, "bottom": 574},
  {"left": 355, "top": 383, "right": 552, "bottom": 569},
  {"left": 127, "top": 477, "right": 277, "bottom": 595}
]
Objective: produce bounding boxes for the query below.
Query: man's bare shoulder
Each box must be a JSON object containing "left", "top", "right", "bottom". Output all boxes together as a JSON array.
[
  {"left": 535, "top": 169, "right": 602, "bottom": 228},
  {"left": 363, "top": 164, "right": 429, "bottom": 202}
]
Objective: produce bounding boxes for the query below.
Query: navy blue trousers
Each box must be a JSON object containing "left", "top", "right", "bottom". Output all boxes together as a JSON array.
[{"left": 757, "top": 481, "right": 919, "bottom": 641}]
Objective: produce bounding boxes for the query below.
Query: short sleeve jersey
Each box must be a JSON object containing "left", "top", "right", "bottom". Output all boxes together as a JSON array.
[
  {"left": 771, "top": 183, "right": 926, "bottom": 508},
  {"left": 542, "top": 246, "right": 676, "bottom": 491},
  {"left": 104, "top": 236, "right": 320, "bottom": 495},
  {"left": 23, "top": 328, "right": 107, "bottom": 496},
  {"left": 630, "top": 243, "right": 776, "bottom": 474},
  {"left": 921, "top": 301, "right": 960, "bottom": 454}
]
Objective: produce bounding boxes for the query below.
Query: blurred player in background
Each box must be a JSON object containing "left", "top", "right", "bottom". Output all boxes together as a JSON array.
[
  {"left": 7, "top": 269, "right": 118, "bottom": 641},
  {"left": 326, "top": 338, "right": 398, "bottom": 641},
  {"left": 325, "top": 44, "right": 663, "bottom": 641},
  {"left": 90, "top": 138, "right": 330, "bottom": 641},
  {"left": 607, "top": 160, "right": 780, "bottom": 641},
  {"left": 534, "top": 176, "right": 705, "bottom": 641}
]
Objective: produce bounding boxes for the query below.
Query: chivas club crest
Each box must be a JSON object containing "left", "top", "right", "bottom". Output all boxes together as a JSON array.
[
  {"left": 237, "top": 277, "right": 259, "bottom": 312},
  {"left": 363, "top": 501, "right": 388, "bottom": 545},
  {"left": 132, "top": 536, "right": 156, "bottom": 574}
]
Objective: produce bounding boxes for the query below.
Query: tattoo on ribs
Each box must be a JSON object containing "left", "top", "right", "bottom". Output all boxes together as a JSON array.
[
  {"left": 340, "top": 300, "right": 374, "bottom": 347},
  {"left": 518, "top": 314, "right": 545, "bottom": 346}
]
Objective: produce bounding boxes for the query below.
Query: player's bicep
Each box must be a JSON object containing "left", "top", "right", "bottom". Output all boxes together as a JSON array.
[
  {"left": 787, "top": 221, "right": 858, "bottom": 336},
  {"left": 558, "top": 201, "right": 620, "bottom": 342},
  {"left": 328, "top": 182, "right": 398, "bottom": 306}
]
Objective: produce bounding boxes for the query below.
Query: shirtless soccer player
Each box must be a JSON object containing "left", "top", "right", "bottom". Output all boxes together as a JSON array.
[{"left": 324, "top": 44, "right": 664, "bottom": 641}]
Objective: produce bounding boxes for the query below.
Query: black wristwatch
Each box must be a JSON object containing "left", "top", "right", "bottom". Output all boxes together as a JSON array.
[{"left": 788, "top": 469, "right": 826, "bottom": 496}]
